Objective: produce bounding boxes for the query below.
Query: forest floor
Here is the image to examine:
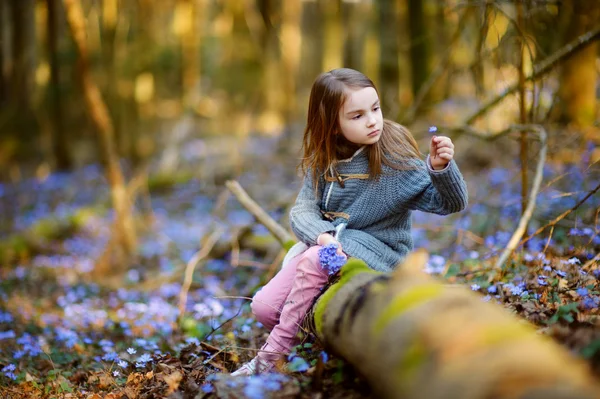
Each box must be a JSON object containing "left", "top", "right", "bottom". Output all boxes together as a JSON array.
[{"left": 0, "top": 129, "right": 599, "bottom": 398}]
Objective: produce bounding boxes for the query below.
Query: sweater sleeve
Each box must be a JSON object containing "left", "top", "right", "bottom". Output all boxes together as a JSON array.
[
  {"left": 402, "top": 156, "right": 468, "bottom": 215},
  {"left": 289, "top": 174, "right": 336, "bottom": 245}
]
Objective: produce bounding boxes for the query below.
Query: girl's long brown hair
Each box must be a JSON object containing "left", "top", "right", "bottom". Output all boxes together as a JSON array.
[{"left": 300, "top": 68, "right": 422, "bottom": 190}]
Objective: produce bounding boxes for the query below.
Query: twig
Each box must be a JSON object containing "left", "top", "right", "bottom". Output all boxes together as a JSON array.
[
  {"left": 518, "top": 182, "right": 600, "bottom": 248},
  {"left": 465, "top": 24, "right": 600, "bottom": 124},
  {"left": 178, "top": 227, "right": 224, "bottom": 320},
  {"left": 495, "top": 125, "right": 547, "bottom": 268},
  {"left": 225, "top": 180, "right": 293, "bottom": 247}
]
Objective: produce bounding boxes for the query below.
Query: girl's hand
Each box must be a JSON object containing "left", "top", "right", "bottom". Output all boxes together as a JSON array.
[
  {"left": 429, "top": 135, "right": 455, "bottom": 170},
  {"left": 317, "top": 233, "right": 345, "bottom": 257}
]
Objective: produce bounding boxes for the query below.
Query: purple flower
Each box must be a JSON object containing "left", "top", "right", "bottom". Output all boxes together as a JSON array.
[
  {"left": 487, "top": 285, "right": 497, "bottom": 294},
  {"left": 428, "top": 126, "right": 438, "bottom": 134},
  {"left": 576, "top": 288, "right": 588, "bottom": 296},
  {"left": 555, "top": 270, "right": 567, "bottom": 278},
  {"left": 318, "top": 244, "right": 346, "bottom": 276}
]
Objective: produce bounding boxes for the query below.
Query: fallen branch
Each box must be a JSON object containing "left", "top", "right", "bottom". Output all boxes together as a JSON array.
[
  {"left": 495, "top": 125, "right": 547, "bottom": 268},
  {"left": 465, "top": 24, "right": 600, "bottom": 124},
  {"left": 518, "top": 181, "right": 600, "bottom": 249},
  {"left": 225, "top": 180, "right": 295, "bottom": 249},
  {"left": 178, "top": 227, "right": 225, "bottom": 320}
]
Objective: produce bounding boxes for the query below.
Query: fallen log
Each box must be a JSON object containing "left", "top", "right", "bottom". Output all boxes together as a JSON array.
[
  {"left": 226, "top": 180, "right": 600, "bottom": 398},
  {"left": 313, "top": 252, "right": 600, "bottom": 399}
]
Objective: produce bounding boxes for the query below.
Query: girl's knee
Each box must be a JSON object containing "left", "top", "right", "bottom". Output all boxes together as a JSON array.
[
  {"left": 297, "top": 245, "right": 324, "bottom": 273},
  {"left": 250, "top": 290, "right": 279, "bottom": 328}
]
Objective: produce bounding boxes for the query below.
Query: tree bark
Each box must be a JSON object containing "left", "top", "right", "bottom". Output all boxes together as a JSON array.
[
  {"left": 342, "top": 1, "right": 368, "bottom": 72},
  {"left": 556, "top": 0, "right": 600, "bottom": 126},
  {"left": 321, "top": 0, "right": 342, "bottom": 72},
  {"left": 377, "top": 0, "right": 400, "bottom": 119},
  {"left": 47, "top": 0, "right": 72, "bottom": 170},
  {"left": 312, "top": 253, "right": 600, "bottom": 399},
  {"left": 9, "top": 0, "right": 37, "bottom": 136},
  {"left": 407, "top": 0, "right": 431, "bottom": 101},
  {"left": 0, "top": 1, "right": 6, "bottom": 106},
  {"left": 63, "top": 0, "right": 136, "bottom": 270}
]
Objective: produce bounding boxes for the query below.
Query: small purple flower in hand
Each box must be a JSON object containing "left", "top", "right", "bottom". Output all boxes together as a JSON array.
[{"left": 318, "top": 244, "right": 347, "bottom": 276}]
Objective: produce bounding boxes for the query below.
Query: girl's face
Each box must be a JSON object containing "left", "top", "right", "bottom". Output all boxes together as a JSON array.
[{"left": 338, "top": 86, "right": 383, "bottom": 146}]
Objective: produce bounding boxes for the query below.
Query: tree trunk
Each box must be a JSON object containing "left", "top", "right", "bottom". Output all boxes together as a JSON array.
[
  {"left": 63, "top": 0, "right": 136, "bottom": 272},
  {"left": 342, "top": 0, "right": 368, "bottom": 72},
  {"left": 9, "top": 0, "right": 37, "bottom": 136},
  {"left": 298, "top": 0, "right": 323, "bottom": 93},
  {"left": 0, "top": 1, "right": 6, "bottom": 106},
  {"left": 377, "top": 0, "right": 400, "bottom": 119},
  {"left": 313, "top": 253, "right": 600, "bottom": 399},
  {"left": 321, "top": 0, "right": 342, "bottom": 72},
  {"left": 280, "top": 0, "right": 302, "bottom": 124},
  {"left": 407, "top": 0, "right": 431, "bottom": 101},
  {"left": 557, "top": 0, "right": 600, "bottom": 126},
  {"left": 47, "top": 0, "right": 72, "bottom": 170}
]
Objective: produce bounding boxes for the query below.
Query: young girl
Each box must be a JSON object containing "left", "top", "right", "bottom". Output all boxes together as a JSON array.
[{"left": 232, "top": 68, "right": 468, "bottom": 375}]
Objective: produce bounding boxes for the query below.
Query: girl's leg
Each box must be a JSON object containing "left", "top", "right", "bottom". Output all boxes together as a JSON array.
[
  {"left": 250, "top": 258, "right": 298, "bottom": 331},
  {"left": 257, "top": 245, "right": 329, "bottom": 363}
]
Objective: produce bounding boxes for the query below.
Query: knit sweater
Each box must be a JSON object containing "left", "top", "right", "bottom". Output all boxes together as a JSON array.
[{"left": 289, "top": 147, "right": 468, "bottom": 272}]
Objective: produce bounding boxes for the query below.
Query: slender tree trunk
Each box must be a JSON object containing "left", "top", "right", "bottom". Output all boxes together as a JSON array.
[
  {"left": 0, "top": 1, "right": 6, "bottom": 106},
  {"left": 557, "top": 0, "right": 600, "bottom": 126},
  {"left": 407, "top": 0, "right": 431, "bottom": 100},
  {"left": 321, "top": 0, "right": 342, "bottom": 72},
  {"left": 180, "top": 0, "right": 201, "bottom": 105},
  {"left": 63, "top": 0, "right": 136, "bottom": 270},
  {"left": 298, "top": 1, "right": 323, "bottom": 92},
  {"left": 377, "top": 0, "right": 400, "bottom": 119},
  {"left": 47, "top": 0, "right": 72, "bottom": 170},
  {"left": 313, "top": 254, "right": 600, "bottom": 399},
  {"left": 280, "top": 0, "right": 301, "bottom": 123},
  {"left": 342, "top": 0, "right": 368, "bottom": 72},
  {"left": 9, "top": 0, "right": 36, "bottom": 135},
  {"left": 257, "top": 0, "right": 283, "bottom": 132}
]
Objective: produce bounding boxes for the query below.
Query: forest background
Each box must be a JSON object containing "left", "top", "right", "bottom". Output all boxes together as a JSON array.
[{"left": 0, "top": 0, "right": 599, "bottom": 398}]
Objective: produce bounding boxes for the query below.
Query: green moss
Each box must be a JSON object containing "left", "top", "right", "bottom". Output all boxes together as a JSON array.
[
  {"left": 397, "top": 338, "right": 427, "bottom": 384},
  {"left": 373, "top": 283, "right": 444, "bottom": 336},
  {"left": 147, "top": 171, "right": 195, "bottom": 193},
  {"left": 313, "top": 259, "right": 380, "bottom": 335},
  {"left": 283, "top": 239, "right": 296, "bottom": 251}
]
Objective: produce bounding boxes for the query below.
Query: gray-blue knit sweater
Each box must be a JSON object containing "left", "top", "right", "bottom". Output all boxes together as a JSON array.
[{"left": 289, "top": 147, "right": 468, "bottom": 272}]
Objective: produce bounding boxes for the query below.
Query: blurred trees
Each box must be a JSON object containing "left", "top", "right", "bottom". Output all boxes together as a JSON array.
[{"left": 0, "top": 0, "right": 597, "bottom": 177}]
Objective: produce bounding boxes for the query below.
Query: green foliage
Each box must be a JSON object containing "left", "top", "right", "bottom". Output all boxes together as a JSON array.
[{"left": 545, "top": 303, "right": 580, "bottom": 325}]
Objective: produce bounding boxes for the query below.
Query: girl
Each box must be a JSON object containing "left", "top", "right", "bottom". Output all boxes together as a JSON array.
[{"left": 232, "top": 68, "right": 468, "bottom": 375}]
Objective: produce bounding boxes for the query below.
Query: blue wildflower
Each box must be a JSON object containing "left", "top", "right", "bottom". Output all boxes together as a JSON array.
[
  {"left": 318, "top": 244, "right": 346, "bottom": 276},
  {"left": 127, "top": 347, "right": 136, "bottom": 355},
  {"left": 102, "top": 352, "right": 119, "bottom": 362},
  {"left": 482, "top": 295, "right": 492, "bottom": 302},
  {"left": 470, "top": 284, "right": 480, "bottom": 291},
  {"left": 537, "top": 276, "right": 548, "bottom": 286},
  {"left": 576, "top": 288, "right": 588, "bottom": 296},
  {"left": 487, "top": 285, "right": 497, "bottom": 294},
  {"left": 138, "top": 353, "right": 152, "bottom": 363},
  {"left": 287, "top": 356, "right": 310, "bottom": 373},
  {"left": 118, "top": 360, "right": 128, "bottom": 368},
  {"left": 567, "top": 257, "right": 581, "bottom": 265},
  {"left": 428, "top": 126, "right": 438, "bottom": 133},
  {"left": 555, "top": 270, "right": 567, "bottom": 278}
]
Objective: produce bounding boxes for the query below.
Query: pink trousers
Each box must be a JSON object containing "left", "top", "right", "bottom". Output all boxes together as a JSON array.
[{"left": 250, "top": 245, "right": 330, "bottom": 363}]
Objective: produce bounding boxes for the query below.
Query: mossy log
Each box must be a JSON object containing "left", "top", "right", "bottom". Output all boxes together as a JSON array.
[{"left": 312, "top": 251, "right": 600, "bottom": 399}]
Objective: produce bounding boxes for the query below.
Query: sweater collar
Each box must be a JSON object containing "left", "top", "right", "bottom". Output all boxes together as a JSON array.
[{"left": 337, "top": 146, "right": 365, "bottom": 163}]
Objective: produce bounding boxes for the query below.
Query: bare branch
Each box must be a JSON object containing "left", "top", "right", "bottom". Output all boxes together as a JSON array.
[
  {"left": 465, "top": 24, "right": 600, "bottom": 124},
  {"left": 494, "top": 125, "right": 547, "bottom": 268},
  {"left": 225, "top": 180, "right": 294, "bottom": 247}
]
